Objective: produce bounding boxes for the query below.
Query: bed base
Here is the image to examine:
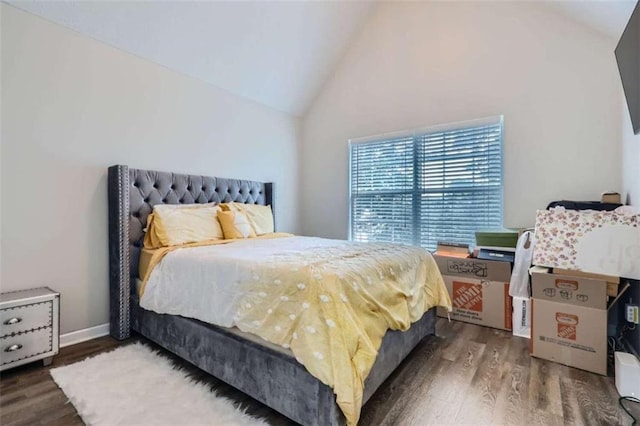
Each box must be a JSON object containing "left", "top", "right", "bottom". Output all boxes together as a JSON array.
[{"left": 131, "top": 301, "right": 435, "bottom": 425}]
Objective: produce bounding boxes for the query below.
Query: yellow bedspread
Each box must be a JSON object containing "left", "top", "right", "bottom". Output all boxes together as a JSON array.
[
  {"left": 141, "top": 237, "right": 451, "bottom": 425},
  {"left": 232, "top": 241, "right": 450, "bottom": 425}
]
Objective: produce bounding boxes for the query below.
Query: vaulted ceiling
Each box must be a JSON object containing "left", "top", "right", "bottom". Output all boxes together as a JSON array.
[
  {"left": 8, "top": 1, "right": 375, "bottom": 116},
  {"left": 7, "top": 1, "right": 637, "bottom": 117},
  {"left": 544, "top": 0, "right": 636, "bottom": 40}
]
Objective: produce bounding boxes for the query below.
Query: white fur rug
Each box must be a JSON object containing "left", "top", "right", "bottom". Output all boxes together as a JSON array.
[{"left": 50, "top": 343, "right": 268, "bottom": 426}]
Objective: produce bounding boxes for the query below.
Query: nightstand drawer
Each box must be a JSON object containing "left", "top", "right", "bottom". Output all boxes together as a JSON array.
[
  {"left": 0, "top": 301, "right": 53, "bottom": 336},
  {"left": 0, "top": 327, "right": 53, "bottom": 366}
]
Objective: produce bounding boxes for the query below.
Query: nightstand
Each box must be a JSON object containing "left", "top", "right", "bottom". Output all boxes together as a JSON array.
[{"left": 0, "top": 287, "right": 60, "bottom": 371}]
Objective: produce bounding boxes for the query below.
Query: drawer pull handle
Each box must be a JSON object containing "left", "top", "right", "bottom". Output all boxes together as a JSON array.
[
  {"left": 4, "top": 317, "right": 22, "bottom": 325},
  {"left": 5, "top": 344, "right": 23, "bottom": 352}
]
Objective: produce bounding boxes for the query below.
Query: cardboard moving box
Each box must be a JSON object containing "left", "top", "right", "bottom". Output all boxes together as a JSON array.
[
  {"left": 437, "top": 276, "right": 513, "bottom": 331},
  {"left": 433, "top": 255, "right": 512, "bottom": 281},
  {"left": 552, "top": 267, "right": 620, "bottom": 298},
  {"left": 434, "top": 255, "right": 513, "bottom": 331},
  {"left": 531, "top": 298, "right": 607, "bottom": 375},
  {"left": 530, "top": 266, "right": 613, "bottom": 375},
  {"left": 530, "top": 266, "right": 609, "bottom": 310}
]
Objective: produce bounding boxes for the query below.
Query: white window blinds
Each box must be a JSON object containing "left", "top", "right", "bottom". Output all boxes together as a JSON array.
[{"left": 349, "top": 117, "right": 503, "bottom": 251}]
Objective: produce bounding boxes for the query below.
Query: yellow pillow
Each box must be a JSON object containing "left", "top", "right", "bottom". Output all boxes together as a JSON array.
[
  {"left": 217, "top": 210, "right": 256, "bottom": 239},
  {"left": 144, "top": 204, "right": 223, "bottom": 248},
  {"left": 220, "top": 202, "right": 274, "bottom": 235}
]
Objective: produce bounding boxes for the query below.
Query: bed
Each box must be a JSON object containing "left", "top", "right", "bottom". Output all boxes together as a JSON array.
[{"left": 108, "top": 164, "right": 447, "bottom": 425}]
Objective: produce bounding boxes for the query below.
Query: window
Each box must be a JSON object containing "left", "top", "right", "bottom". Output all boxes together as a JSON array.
[{"left": 349, "top": 116, "right": 503, "bottom": 251}]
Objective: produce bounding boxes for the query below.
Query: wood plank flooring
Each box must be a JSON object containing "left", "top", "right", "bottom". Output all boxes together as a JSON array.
[{"left": 2, "top": 318, "right": 638, "bottom": 425}]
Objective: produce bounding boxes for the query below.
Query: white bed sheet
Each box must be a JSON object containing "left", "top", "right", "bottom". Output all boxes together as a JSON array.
[{"left": 139, "top": 236, "right": 349, "bottom": 328}]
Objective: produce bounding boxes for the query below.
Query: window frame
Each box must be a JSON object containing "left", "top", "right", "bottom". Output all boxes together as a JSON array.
[{"left": 348, "top": 116, "right": 504, "bottom": 249}]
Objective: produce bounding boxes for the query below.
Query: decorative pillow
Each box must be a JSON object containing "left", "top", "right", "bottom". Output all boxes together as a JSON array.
[
  {"left": 219, "top": 202, "right": 274, "bottom": 235},
  {"left": 144, "top": 203, "right": 223, "bottom": 248},
  {"left": 217, "top": 210, "right": 256, "bottom": 239}
]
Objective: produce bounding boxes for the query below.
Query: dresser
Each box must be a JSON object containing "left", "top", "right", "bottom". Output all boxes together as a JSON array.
[{"left": 0, "top": 287, "right": 60, "bottom": 371}]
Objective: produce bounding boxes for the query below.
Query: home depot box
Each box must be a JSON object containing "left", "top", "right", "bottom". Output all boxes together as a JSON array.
[
  {"left": 434, "top": 255, "right": 513, "bottom": 331},
  {"left": 433, "top": 255, "right": 512, "bottom": 281},
  {"left": 530, "top": 266, "right": 608, "bottom": 310},
  {"left": 553, "top": 267, "right": 620, "bottom": 298},
  {"left": 531, "top": 298, "right": 607, "bottom": 375}
]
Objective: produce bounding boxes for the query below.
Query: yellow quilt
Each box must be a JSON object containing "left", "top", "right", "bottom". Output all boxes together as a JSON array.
[{"left": 231, "top": 241, "right": 451, "bottom": 425}]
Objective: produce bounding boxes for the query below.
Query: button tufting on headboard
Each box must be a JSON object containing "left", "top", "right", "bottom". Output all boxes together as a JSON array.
[{"left": 126, "top": 167, "right": 271, "bottom": 280}]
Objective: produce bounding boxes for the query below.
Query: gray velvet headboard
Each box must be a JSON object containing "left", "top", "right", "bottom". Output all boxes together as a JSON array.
[{"left": 107, "top": 165, "right": 273, "bottom": 340}]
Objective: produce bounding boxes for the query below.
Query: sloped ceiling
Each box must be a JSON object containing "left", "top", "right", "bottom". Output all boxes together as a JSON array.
[
  {"left": 543, "top": 0, "right": 637, "bottom": 41},
  {"left": 6, "top": 1, "right": 636, "bottom": 117},
  {"left": 7, "top": 1, "right": 375, "bottom": 116}
]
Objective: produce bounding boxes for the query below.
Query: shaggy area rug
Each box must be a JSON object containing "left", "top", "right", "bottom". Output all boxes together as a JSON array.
[{"left": 50, "top": 343, "right": 268, "bottom": 426}]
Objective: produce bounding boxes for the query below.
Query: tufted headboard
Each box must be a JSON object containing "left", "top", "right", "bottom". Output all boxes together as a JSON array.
[{"left": 107, "top": 165, "right": 273, "bottom": 340}]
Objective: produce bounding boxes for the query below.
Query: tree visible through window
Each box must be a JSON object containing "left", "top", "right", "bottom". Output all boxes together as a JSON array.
[{"left": 349, "top": 117, "right": 503, "bottom": 251}]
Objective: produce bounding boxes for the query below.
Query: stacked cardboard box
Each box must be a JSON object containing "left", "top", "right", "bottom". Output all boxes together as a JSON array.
[
  {"left": 530, "top": 266, "right": 611, "bottom": 375},
  {"left": 434, "top": 254, "right": 513, "bottom": 331},
  {"left": 553, "top": 268, "right": 620, "bottom": 298}
]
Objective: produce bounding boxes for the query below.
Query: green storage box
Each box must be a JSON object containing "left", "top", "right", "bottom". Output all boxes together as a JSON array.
[{"left": 475, "top": 229, "right": 519, "bottom": 248}]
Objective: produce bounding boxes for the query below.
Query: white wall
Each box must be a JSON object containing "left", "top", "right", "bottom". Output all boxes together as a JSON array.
[
  {"left": 301, "top": 1, "right": 622, "bottom": 239},
  {"left": 1, "top": 5, "right": 301, "bottom": 334}
]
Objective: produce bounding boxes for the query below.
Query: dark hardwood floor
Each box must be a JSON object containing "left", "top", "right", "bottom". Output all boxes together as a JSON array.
[{"left": 1, "top": 318, "right": 638, "bottom": 425}]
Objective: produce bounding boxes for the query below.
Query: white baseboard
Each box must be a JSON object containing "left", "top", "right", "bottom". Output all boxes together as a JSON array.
[{"left": 60, "top": 323, "right": 110, "bottom": 348}]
